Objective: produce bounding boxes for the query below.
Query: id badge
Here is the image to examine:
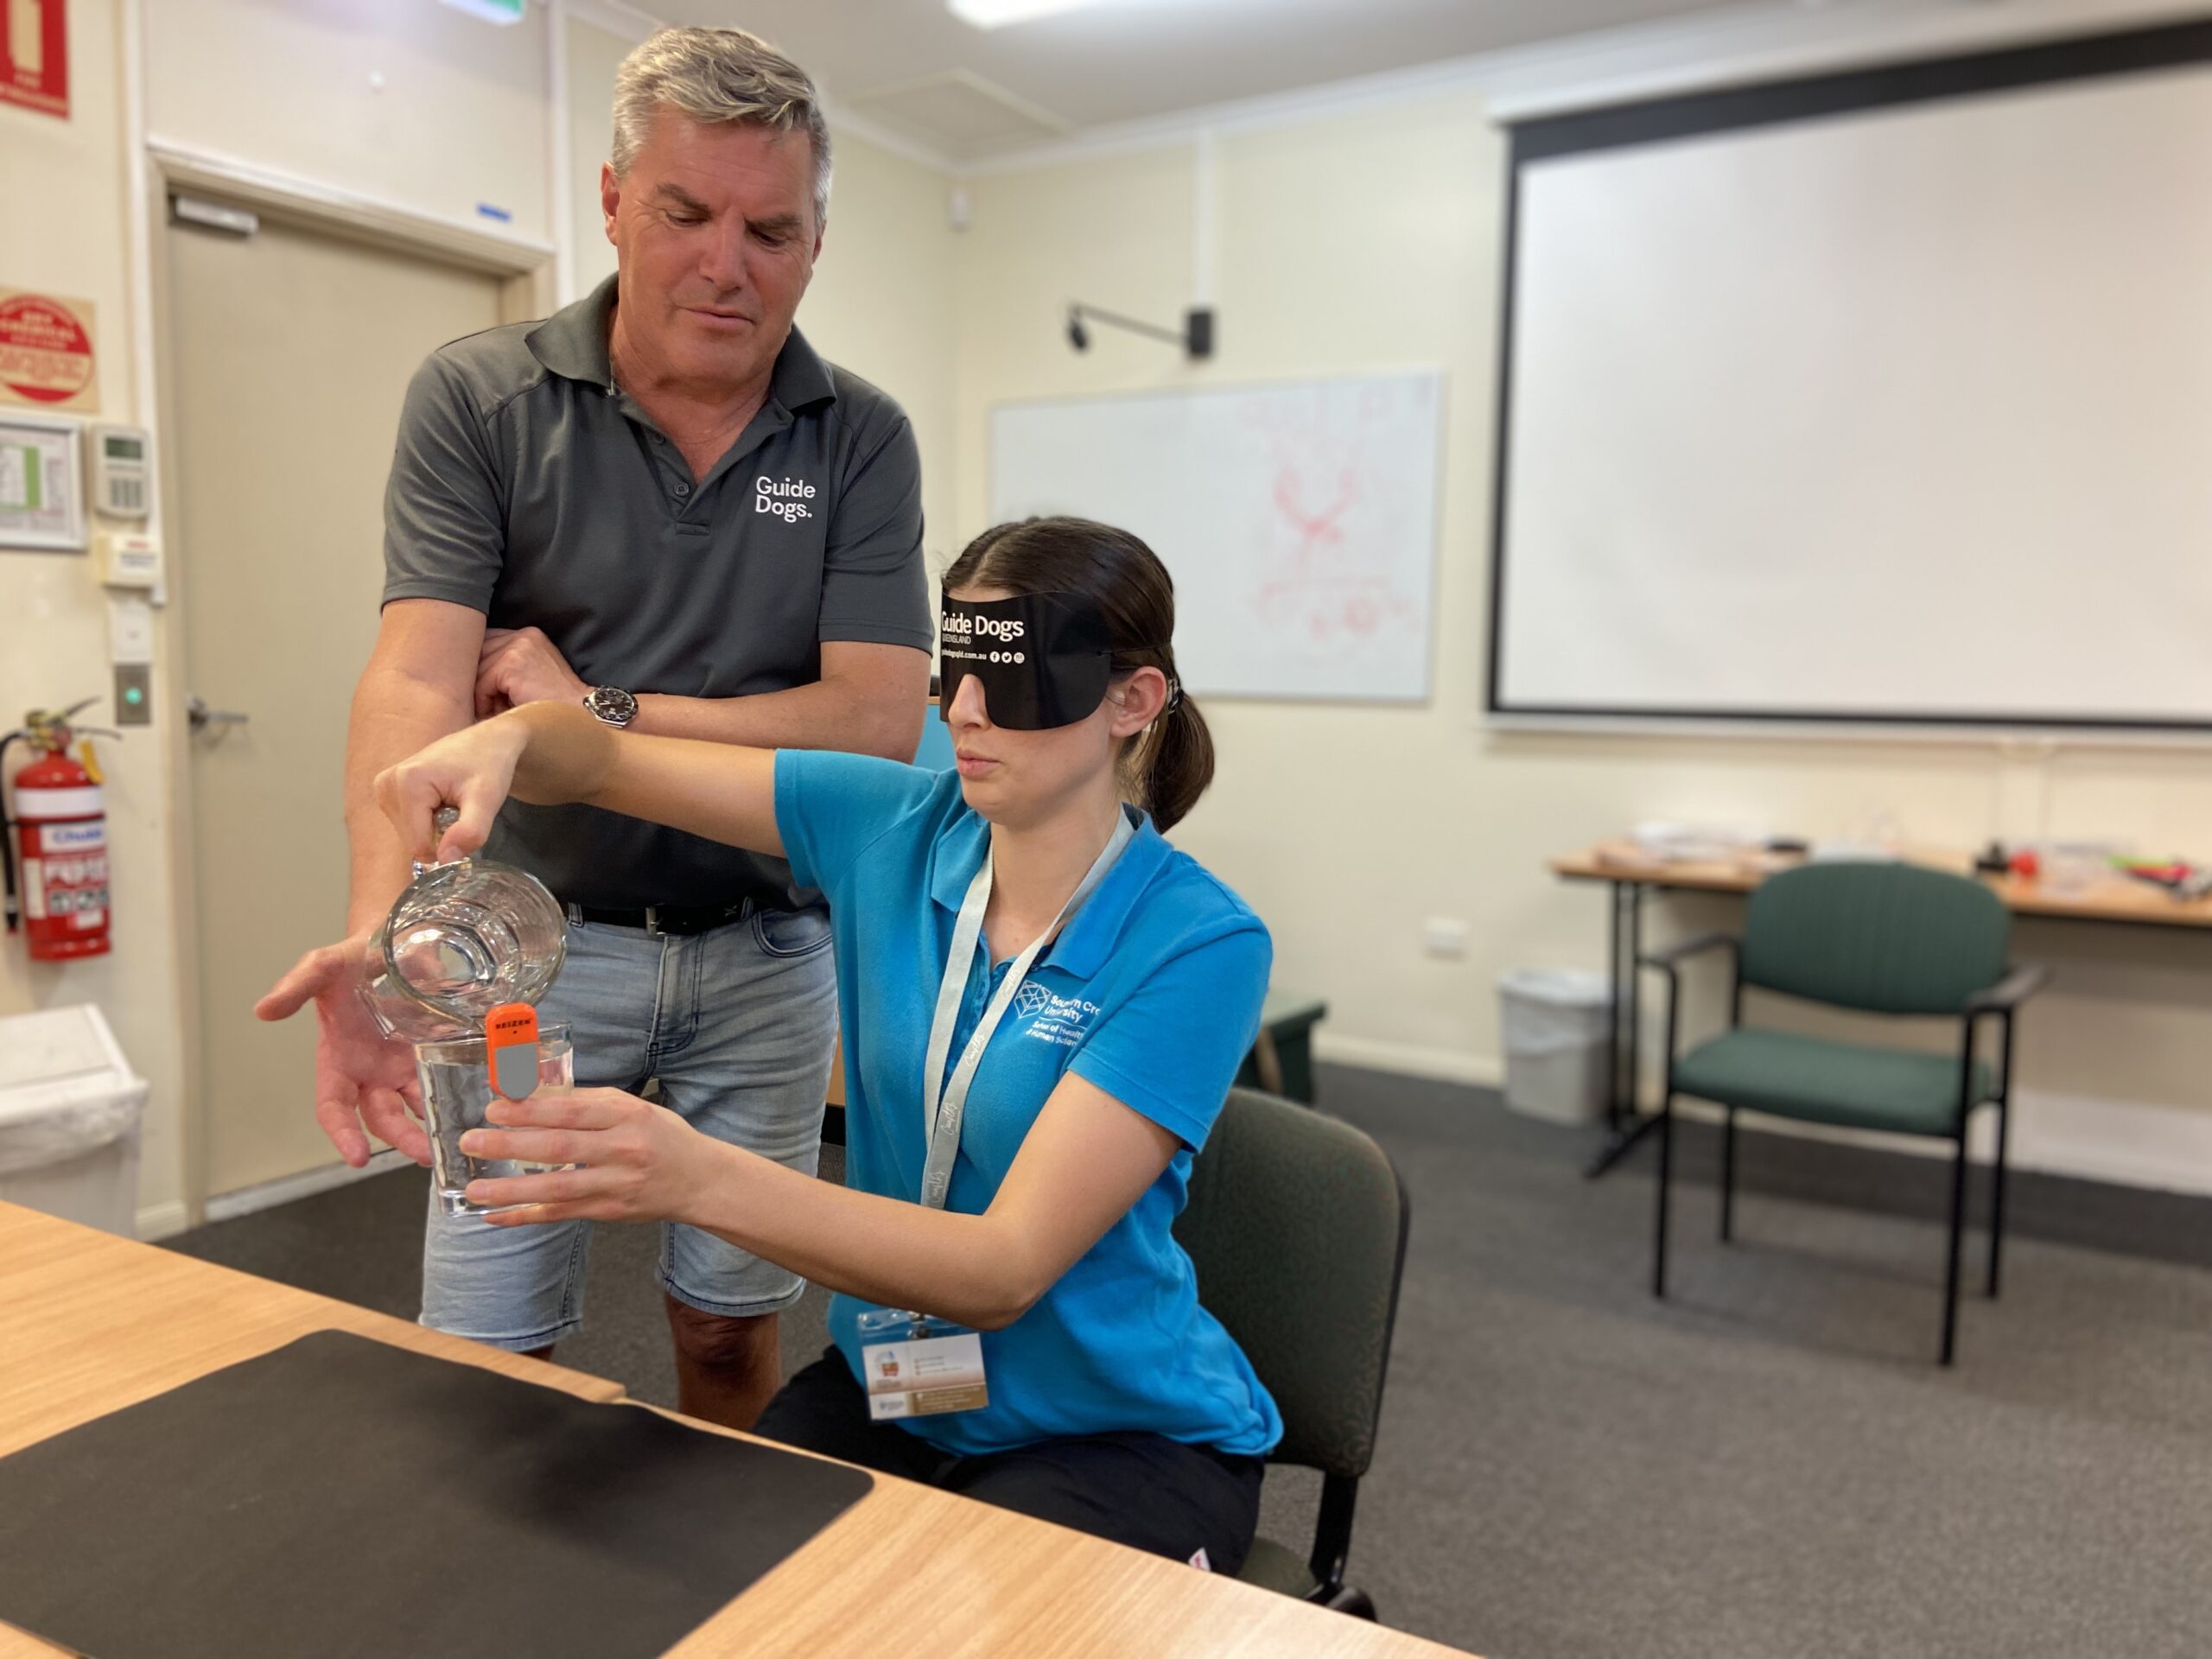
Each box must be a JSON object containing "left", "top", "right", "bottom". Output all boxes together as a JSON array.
[{"left": 855, "top": 1308, "right": 989, "bottom": 1421}]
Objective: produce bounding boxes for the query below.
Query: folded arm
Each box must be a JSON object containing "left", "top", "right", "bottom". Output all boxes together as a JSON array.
[{"left": 629, "top": 639, "right": 927, "bottom": 762}]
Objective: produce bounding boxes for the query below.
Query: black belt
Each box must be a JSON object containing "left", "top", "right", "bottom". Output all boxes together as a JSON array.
[{"left": 562, "top": 897, "right": 761, "bottom": 937}]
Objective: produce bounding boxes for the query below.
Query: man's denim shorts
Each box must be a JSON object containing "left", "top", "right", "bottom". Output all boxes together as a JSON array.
[{"left": 419, "top": 906, "right": 837, "bottom": 1351}]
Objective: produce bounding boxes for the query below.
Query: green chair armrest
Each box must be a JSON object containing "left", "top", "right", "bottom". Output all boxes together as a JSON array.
[
  {"left": 1966, "top": 962, "right": 2050, "bottom": 1014},
  {"left": 1640, "top": 931, "right": 1738, "bottom": 972},
  {"left": 1641, "top": 933, "right": 1741, "bottom": 1070}
]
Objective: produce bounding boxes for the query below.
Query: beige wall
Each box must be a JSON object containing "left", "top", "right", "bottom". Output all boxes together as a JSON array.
[
  {"left": 800, "top": 131, "right": 959, "bottom": 575},
  {"left": 0, "top": 0, "right": 193, "bottom": 1233},
  {"left": 566, "top": 11, "right": 626, "bottom": 299},
  {"left": 952, "top": 92, "right": 2212, "bottom": 1194},
  {"left": 148, "top": 0, "right": 553, "bottom": 242}
]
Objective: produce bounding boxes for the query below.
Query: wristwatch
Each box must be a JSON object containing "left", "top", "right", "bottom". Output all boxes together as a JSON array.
[{"left": 583, "top": 686, "right": 639, "bottom": 728}]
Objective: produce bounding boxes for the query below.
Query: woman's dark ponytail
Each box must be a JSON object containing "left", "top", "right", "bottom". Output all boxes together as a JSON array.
[
  {"left": 1130, "top": 670, "right": 1214, "bottom": 833},
  {"left": 943, "top": 517, "right": 1216, "bottom": 830}
]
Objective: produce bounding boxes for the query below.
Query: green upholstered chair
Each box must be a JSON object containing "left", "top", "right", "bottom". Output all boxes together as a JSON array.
[
  {"left": 1173, "top": 1087, "right": 1409, "bottom": 1618},
  {"left": 1642, "top": 861, "right": 2048, "bottom": 1364}
]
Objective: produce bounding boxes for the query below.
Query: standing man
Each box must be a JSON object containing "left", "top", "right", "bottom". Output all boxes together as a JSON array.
[{"left": 259, "top": 28, "right": 932, "bottom": 1429}]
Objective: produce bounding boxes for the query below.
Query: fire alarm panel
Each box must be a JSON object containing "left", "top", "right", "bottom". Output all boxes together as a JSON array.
[{"left": 91, "top": 424, "right": 152, "bottom": 519}]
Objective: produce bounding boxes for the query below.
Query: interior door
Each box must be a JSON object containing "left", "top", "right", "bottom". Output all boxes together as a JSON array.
[{"left": 167, "top": 203, "right": 506, "bottom": 1200}]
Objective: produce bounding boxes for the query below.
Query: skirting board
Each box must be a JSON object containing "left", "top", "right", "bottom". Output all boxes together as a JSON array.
[
  {"left": 134, "top": 1200, "right": 191, "bottom": 1243},
  {"left": 2006, "top": 1088, "right": 2212, "bottom": 1198},
  {"left": 1314, "top": 1032, "right": 2212, "bottom": 1198},
  {"left": 200, "top": 1147, "right": 416, "bottom": 1226},
  {"left": 1314, "top": 1030, "right": 1503, "bottom": 1089}
]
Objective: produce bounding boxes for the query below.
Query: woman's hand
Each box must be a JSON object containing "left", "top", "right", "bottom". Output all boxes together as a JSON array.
[
  {"left": 373, "top": 713, "right": 532, "bottom": 863},
  {"left": 459, "top": 1087, "right": 719, "bottom": 1225}
]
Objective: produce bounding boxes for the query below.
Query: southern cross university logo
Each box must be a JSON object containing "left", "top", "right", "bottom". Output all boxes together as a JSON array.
[{"left": 1014, "top": 986, "right": 1103, "bottom": 1048}]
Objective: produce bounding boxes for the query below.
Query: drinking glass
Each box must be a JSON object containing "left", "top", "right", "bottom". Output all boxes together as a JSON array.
[{"left": 416, "top": 1022, "right": 574, "bottom": 1217}]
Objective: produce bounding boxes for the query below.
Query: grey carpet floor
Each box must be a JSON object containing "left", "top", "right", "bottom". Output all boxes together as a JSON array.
[{"left": 164, "top": 1064, "right": 2212, "bottom": 1659}]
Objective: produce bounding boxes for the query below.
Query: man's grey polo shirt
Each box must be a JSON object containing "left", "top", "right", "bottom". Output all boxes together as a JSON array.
[{"left": 381, "top": 276, "right": 932, "bottom": 912}]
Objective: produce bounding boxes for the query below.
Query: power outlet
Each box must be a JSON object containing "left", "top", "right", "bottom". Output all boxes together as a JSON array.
[{"left": 1423, "top": 917, "right": 1470, "bottom": 959}]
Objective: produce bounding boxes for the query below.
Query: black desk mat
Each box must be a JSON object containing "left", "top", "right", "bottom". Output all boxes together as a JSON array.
[{"left": 0, "top": 1331, "right": 872, "bottom": 1659}]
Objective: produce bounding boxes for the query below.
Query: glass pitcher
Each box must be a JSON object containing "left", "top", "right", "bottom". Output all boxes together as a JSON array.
[
  {"left": 356, "top": 809, "right": 569, "bottom": 1214},
  {"left": 356, "top": 808, "right": 568, "bottom": 1042}
]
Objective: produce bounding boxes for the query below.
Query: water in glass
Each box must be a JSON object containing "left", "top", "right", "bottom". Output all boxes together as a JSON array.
[{"left": 416, "top": 1024, "right": 574, "bottom": 1217}]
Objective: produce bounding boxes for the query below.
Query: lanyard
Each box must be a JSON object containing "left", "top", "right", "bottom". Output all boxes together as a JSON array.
[{"left": 918, "top": 809, "right": 1135, "bottom": 1210}]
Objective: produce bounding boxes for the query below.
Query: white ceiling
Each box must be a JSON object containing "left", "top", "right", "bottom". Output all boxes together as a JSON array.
[{"left": 652, "top": 0, "right": 1760, "bottom": 158}]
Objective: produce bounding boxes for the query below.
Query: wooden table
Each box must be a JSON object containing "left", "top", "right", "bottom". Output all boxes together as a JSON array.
[
  {"left": 1553, "top": 841, "right": 2212, "bottom": 930},
  {"left": 1548, "top": 840, "right": 2212, "bottom": 1178},
  {"left": 0, "top": 1203, "right": 1467, "bottom": 1659}
]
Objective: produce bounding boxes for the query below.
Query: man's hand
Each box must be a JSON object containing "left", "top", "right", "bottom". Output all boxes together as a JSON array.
[
  {"left": 476, "top": 626, "right": 589, "bottom": 718},
  {"left": 459, "top": 1088, "right": 715, "bottom": 1225},
  {"left": 256, "top": 935, "right": 431, "bottom": 1168}
]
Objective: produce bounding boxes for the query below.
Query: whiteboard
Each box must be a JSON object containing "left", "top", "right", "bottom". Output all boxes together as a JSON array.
[
  {"left": 990, "top": 373, "right": 1443, "bottom": 702},
  {"left": 1492, "top": 41, "right": 2212, "bottom": 730}
]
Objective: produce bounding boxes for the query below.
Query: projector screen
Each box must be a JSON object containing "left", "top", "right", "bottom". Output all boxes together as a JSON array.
[{"left": 1490, "top": 23, "right": 2212, "bottom": 730}]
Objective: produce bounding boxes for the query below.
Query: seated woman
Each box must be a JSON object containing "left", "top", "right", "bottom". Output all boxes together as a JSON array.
[{"left": 374, "top": 516, "right": 1281, "bottom": 1573}]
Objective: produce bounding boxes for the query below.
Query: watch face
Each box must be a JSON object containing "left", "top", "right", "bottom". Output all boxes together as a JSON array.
[{"left": 588, "top": 687, "right": 638, "bottom": 726}]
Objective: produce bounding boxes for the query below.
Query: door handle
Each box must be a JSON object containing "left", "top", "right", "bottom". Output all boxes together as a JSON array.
[{"left": 187, "top": 695, "right": 250, "bottom": 733}]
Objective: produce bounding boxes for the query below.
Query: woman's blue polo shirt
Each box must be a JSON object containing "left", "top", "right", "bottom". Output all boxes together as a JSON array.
[{"left": 774, "top": 748, "right": 1284, "bottom": 1459}]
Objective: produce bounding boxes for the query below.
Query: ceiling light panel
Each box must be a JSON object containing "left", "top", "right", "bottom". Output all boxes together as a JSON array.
[{"left": 947, "top": 0, "right": 1103, "bottom": 30}]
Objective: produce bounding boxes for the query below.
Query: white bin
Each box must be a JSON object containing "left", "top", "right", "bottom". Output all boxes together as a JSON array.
[
  {"left": 1498, "top": 969, "right": 1611, "bottom": 1126},
  {"left": 0, "top": 1005, "right": 149, "bottom": 1236}
]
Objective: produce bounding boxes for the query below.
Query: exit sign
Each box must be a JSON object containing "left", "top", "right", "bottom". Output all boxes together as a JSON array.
[
  {"left": 441, "top": 0, "right": 525, "bottom": 23},
  {"left": 3, "top": 0, "right": 68, "bottom": 119}
]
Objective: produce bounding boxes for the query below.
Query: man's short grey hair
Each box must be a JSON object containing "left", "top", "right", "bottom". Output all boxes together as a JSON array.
[{"left": 611, "top": 27, "right": 833, "bottom": 230}]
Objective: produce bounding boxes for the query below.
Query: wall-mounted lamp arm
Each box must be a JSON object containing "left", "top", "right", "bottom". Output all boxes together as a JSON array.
[{"left": 1065, "top": 302, "right": 1215, "bottom": 359}]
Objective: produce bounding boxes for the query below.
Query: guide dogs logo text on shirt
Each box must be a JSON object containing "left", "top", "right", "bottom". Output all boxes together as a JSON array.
[{"left": 756, "top": 475, "right": 816, "bottom": 521}]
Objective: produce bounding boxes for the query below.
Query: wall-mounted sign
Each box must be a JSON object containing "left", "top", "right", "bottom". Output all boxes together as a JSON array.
[
  {"left": 0, "top": 411, "right": 86, "bottom": 552},
  {"left": 3, "top": 0, "right": 68, "bottom": 119},
  {"left": 0, "top": 289, "right": 99, "bottom": 412}
]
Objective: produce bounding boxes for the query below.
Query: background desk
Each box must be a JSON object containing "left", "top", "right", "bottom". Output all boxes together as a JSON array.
[
  {"left": 1548, "top": 842, "right": 2212, "bottom": 1178},
  {"left": 0, "top": 1203, "right": 1467, "bottom": 1659}
]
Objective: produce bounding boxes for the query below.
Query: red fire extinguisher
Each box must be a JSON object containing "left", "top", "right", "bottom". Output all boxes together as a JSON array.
[{"left": 2, "top": 699, "right": 120, "bottom": 963}]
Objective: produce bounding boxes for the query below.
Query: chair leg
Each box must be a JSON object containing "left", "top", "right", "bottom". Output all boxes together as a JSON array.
[
  {"left": 1320, "top": 1586, "right": 1377, "bottom": 1620},
  {"left": 1940, "top": 1130, "right": 1968, "bottom": 1366},
  {"left": 1719, "top": 1106, "right": 1737, "bottom": 1243},
  {"left": 1987, "top": 1100, "right": 2010, "bottom": 1300},
  {"left": 1653, "top": 1092, "right": 1674, "bottom": 1300}
]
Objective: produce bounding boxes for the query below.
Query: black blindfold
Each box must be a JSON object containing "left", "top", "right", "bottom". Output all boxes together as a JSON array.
[{"left": 938, "top": 593, "right": 1114, "bottom": 731}]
